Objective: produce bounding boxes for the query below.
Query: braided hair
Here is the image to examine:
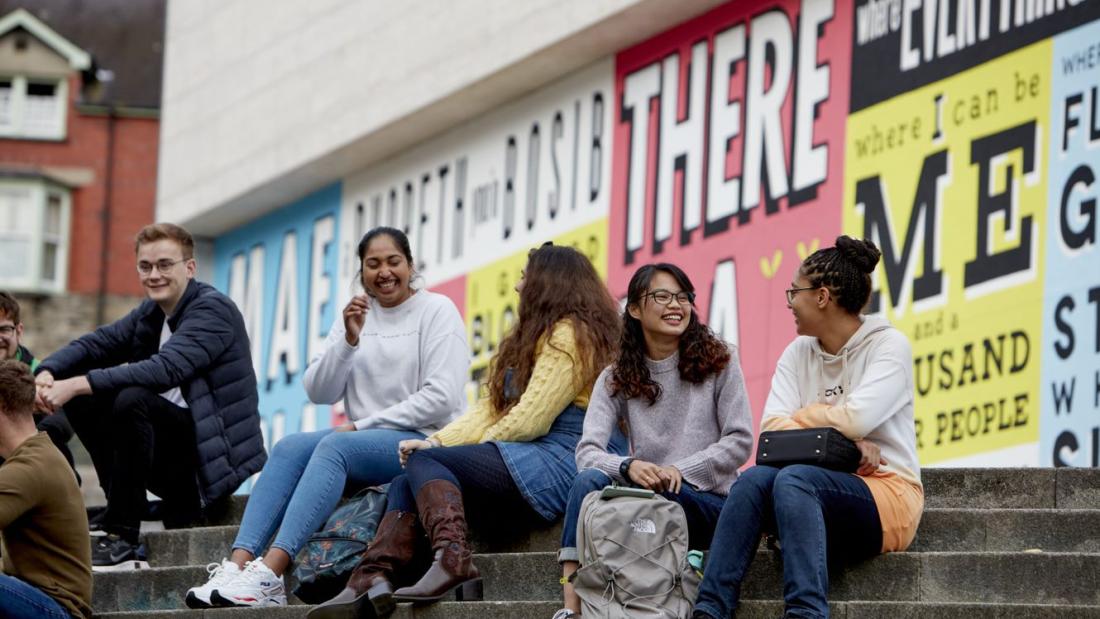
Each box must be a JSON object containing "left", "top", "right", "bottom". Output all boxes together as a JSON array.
[{"left": 800, "top": 236, "right": 882, "bottom": 315}]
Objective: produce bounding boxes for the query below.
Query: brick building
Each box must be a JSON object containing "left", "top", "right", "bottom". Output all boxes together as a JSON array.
[{"left": 0, "top": 0, "right": 164, "bottom": 356}]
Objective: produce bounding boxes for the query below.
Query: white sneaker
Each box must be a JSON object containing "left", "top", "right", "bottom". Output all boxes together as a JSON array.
[
  {"left": 210, "top": 559, "right": 287, "bottom": 607},
  {"left": 185, "top": 559, "right": 242, "bottom": 609}
]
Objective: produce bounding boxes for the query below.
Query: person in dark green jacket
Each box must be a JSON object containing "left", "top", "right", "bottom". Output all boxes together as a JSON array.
[{"left": 0, "top": 292, "right": 77, "bottom": 479}]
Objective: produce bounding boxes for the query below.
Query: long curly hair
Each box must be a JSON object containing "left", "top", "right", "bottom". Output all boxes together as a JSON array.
[
  {"left": 610, "top": 263, "right": 730, "bottom": 405},
  {"left": 487, "top": 245, "right": 620, "bottom": 416}
]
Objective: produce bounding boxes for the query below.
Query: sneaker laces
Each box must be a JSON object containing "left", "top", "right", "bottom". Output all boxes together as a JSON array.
[{"left": 205, "top": 560, "right": 238, "bottom": 586}]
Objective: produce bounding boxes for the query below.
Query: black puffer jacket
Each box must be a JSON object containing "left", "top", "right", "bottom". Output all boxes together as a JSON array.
[{"left": 38, "top": 280, "right": 266, "bottom": 504}]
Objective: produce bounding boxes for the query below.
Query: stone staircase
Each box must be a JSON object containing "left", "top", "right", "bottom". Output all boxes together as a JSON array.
[{"left": 93, "top": 469, "right": 1100, "bottom": 618}]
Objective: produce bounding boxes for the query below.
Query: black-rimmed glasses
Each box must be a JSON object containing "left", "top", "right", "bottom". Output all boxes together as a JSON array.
[
  {"left": 644, "top": 290, "right": 695, "bottom": 306},
  {"left": 785, "top": 286, "right": 816, "bottom": 304}
]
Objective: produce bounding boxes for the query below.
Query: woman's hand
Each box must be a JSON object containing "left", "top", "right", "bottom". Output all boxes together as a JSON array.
[
  {"left": 855, "top": 439, "right": 887, "bottom": 476},
  {"left": 626, "top": 459, "right": 681, "bottom": 493},
  {"left": 343, "top": 294, "right": 371, "bottom": 346},
  {"left": 398, "top": 439, "right": 435, "bottom": 467},
  {"left": 334, "top": 423, "right": 356, "bottom": 433}
]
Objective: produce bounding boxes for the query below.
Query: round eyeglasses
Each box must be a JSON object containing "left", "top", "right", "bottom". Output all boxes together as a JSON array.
[{"left": 137, "top": 259, "right": 186, "bottom": 276}]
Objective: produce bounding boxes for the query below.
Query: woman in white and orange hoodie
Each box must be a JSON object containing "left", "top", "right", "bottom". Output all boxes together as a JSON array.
[{"left": 692, "top": 236, "right": 922, "bottom": 619}]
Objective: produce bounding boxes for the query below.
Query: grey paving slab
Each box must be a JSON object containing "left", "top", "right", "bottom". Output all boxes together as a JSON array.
[
  {"left": 921, "top": 468, "right": 1056, "bottom": 508},
  {"left": 918, "top": 552, "right": 1100, "bottom": 605},
  {"left": 1057, "top": 468, "right": 1100, "bottom": 509}
]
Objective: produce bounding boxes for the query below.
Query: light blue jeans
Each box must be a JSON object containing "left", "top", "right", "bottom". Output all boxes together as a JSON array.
[{"left": 232, "top": 427, "right": 424, "bottom": 558}]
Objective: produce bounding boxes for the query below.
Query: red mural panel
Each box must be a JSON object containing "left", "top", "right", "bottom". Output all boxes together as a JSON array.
[
  {"left": 608, "top": 0, "right": 852, "bottom": 431},
  {"left": 429, "top": 274, "right": 467, "bottom": 322}
]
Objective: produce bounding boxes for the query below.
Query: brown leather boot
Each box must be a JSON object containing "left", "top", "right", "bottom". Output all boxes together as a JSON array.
[
  {"left": 392, "top": 480, "right": 483, "bottom": 603},
  {"left": 307, "top": 510, "right": 418, "bottom": 619}
]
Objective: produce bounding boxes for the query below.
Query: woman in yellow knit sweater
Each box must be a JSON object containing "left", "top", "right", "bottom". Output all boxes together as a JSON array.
[{"left": 309, "top": 244, "right": 623, "bottom": 619}]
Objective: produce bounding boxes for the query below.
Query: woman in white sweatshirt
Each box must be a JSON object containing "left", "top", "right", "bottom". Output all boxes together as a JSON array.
[
  {"left": 692, "top": 236, "right": 923, "bottom": 619},
  {"left": 184, "top": 227, "right": 469, "bottom": 609}
]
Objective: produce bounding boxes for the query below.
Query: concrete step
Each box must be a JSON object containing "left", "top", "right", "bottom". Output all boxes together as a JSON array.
[
  {"left": 199, "top": 467, "right": 1100, "bottom": 527},
  {"left": 140, "top": 507, "right": 1100, "bottom": 568},
  {"left": 93, "top": 600, "right": 1100, "bottom": 618},
  {"left": 91, "top": 550, "right": 1100, "bottom": 612}
]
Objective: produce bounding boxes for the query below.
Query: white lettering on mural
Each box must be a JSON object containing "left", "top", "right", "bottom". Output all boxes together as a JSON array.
[
  {"left": 308, "top": 216, "right": 335, "bottom": 359},
  {"left": 228, "top": 245, "right": 265, "bottom": 375},
  {"left": 656, "top": 42, "right": 708, "bottom": 251},
  {"left": 268, "top": 231, "right": 301, "bottom": 382},
  {"left": 857, "top": 0, "right": 903, "bottom": 45},
  {"left": 624, "top": 63, "right": 661, "bottom": 259},
  {"left": 709, "top": 259, "right": 741, "bottom": 345},
  {"left": 899, "top": 0, "right": 1086, "bottom": 71},
  {"left": 743, "top": 10, "right": 794, "bottom": 214},
  {"left": 794, "top": 0, "right": 833, "bottom": 192},
  {"left": 707, "top": 24, "right": 746, "bottom": 230},
  {"left": 621, "top": 0, "right": 833, "bottom": 265},
  {"left": 341, "top": 60, "right": 614, "bottom": 292}
]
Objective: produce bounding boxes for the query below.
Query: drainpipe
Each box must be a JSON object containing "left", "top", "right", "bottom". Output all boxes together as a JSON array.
[{"left": 95, "top": 105, "right": 116, "bottom": 327}]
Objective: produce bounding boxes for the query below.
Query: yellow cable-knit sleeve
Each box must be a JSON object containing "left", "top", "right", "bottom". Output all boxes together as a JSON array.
[
  {"left": 481, "top": 321, "right": 584, "bottom": 443},
  {"left": 430, "top": 398, "right": 496, "bottom": 447}
]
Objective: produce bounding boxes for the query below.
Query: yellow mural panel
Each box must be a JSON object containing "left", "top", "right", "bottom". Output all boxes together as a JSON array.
[
  {"left": 843, "top": 43, "right": 1050, "bottom": 464},
  {"left": 463, "top": 219, "right": 609, "bottom": 394}
]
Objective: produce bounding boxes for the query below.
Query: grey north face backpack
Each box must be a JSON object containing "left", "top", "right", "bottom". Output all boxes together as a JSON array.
[{"left": 571, "top": 485, "right": 700, "bottom": 618}]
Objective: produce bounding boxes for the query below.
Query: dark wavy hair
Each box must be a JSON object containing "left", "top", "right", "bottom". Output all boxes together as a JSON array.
[
  {"left": 800, "top": 236, "right": 882, "bottom": 315},
  {"left": 487, "top": 245, "right": 620, "bottom": 416},
  {"left": 609, "top": 263, "right": 730, "bottom": 405}
]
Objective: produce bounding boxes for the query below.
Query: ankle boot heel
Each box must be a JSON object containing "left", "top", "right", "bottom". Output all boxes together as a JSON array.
[
  {"left": 455, "top": 577, "right": 483, "bottom": 601},
  {"left": 366, "top": 580, "right": 396, "bottom": 616}
]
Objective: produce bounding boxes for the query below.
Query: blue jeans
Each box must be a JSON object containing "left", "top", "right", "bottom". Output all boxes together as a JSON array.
[
  {"left": 232, "top": 427, "right": 424, "bottom": 558},
  {"left": 558, "top": 468, "right": 726, "bottom": 562},
  {"left": 495, "top": 405, "right": 627, "bottom": 521},
  {"left": 0, "top": 573, "right": 72, "bottom": 619},
  {"left": 693, "top": 465, "right": 882, "bottom": 619}
]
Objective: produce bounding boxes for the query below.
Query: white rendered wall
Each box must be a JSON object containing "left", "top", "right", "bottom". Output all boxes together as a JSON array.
[{"left": 156, "top": 0, "right": 725, "bottom": 236}]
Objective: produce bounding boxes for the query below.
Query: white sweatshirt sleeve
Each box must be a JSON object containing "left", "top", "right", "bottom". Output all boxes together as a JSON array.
[
  {"left": 303, "top": 318, "right": 357, "bottom": 404},
  {"left": 761, "top": 339, "right": 807, "bottom": 429},
  {"left": 353, "top": 302, "right": 470, "bottom": 431}
]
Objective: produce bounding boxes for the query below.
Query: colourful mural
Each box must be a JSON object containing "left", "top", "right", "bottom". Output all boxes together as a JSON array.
[{"left": 211, "top": 0, "right": 1100, "bottom": 468}]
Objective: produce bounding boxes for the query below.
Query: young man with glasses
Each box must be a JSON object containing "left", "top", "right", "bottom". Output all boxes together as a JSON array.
[
  {"left": 34, "top": 223, "right": 266, "bottom": 569},
  {"left": 0, "top": 292, "right": 78, "bottom": 480}
]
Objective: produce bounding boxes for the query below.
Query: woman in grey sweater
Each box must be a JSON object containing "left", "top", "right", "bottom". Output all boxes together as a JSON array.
[{"left": 554, "top": 263, "right": 754, "bottom": 619}]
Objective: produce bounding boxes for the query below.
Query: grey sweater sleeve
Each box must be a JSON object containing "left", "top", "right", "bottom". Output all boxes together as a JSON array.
[
  {"left": 575, "top": 368, "right": 629, "bottom": 482},
  {"left": 671, "top": 350, "right": 754, "bottom": 493}
]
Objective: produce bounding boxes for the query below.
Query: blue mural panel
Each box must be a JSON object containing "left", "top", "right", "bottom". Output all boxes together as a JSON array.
[
  {"left": 213, "top": 183, "right": 342, "bottom": 453},
  {"left": 1041, "top": 20, "right": 1100, "bottom": 467}
]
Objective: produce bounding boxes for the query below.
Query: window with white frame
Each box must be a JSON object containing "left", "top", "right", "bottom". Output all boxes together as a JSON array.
[
  {"left": 0, "top": 75, "right": 66, "bottom": 139},
  {"left": 0, "top": 178, "right": 70, "bottom": 293}
]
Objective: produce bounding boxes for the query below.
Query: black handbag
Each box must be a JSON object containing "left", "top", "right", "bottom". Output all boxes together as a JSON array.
[{"left": 755, "top": 427, "right": 861, "bottom": 473}]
